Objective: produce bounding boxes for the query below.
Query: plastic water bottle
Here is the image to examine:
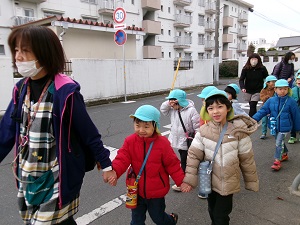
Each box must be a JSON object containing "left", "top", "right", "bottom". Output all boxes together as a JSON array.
[
  {"left": 270, "top": 117, "right": 276, "bottom": 136},
  {"left": 198, "top": 161, "right": 212, "bottom": 196},
  {"left": 125, "top": 168, "right": 138, "bottom": 209}
]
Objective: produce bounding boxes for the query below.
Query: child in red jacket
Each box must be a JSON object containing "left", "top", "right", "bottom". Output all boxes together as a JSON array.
[{"left": 109, "top": 105, "right": 184, "bottom": 224}]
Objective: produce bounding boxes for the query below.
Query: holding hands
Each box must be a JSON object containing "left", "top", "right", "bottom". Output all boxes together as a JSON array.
[
  {"left": 103, "top": 170, "right": 118, "bottom": 186},
  {"left": 180, "top": 182, "right": 192, "bottom": 192}
]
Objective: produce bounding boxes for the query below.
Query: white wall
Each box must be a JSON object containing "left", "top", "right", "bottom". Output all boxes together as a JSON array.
[
  {"left": 0, "top": 58, "right": 14, "bottom": 113},
  {"left": 71, "top": 59, "right": 213, "bottom": 103}
]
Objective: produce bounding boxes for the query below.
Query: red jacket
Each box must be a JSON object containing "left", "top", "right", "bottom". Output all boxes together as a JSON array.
[{"left": 112, "top": 133, "right": 184, "bottom": 199}]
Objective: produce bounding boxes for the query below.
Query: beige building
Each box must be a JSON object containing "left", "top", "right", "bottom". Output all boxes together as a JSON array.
[{"left": 0, "top": 0, "right": 253, "bottom": 62}]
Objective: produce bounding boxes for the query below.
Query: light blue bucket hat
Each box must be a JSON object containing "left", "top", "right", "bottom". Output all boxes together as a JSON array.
[
  {"left": 263, "top": 75, "right": 277, "bottom": 89},
  {"left": 166, "top": 89, "right": 189, "bottom": 107},
  {"left": 200, "top": 89, "right": 234, "bottom": 121},
  {"left": 227, "top": 83, "right": 240, "bottom": 94},
  {"left": 197, "top": 86, "right": 217, "bottom": 99},
  {"left": 275, "top": 79, "right": 292, "bottom": 96},
  {"left": 130, "top": 105, "right": 161, "bottom": 133}
]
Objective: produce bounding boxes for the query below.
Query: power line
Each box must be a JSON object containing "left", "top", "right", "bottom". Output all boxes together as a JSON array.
[
  {"left": 276, "top": 0, "right": 300, "bottom": 16},
  {"left": 249, "top": 9, "right": 300, "bottom": 34}
]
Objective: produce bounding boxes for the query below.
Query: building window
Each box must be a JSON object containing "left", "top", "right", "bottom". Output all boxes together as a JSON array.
[
  {"left": 162, "top": 52, "right": 164, "bottom": 58},
  {"left": 198, "top": 14, "right": 204, "bottom": 26},
  {"left": 168, "top": 30, "right": 171, "bottom": 36},
  {"left": 0, "top": 45, "right": 5, "bottom": 55},
  {"left": 169, "top": 52, "right": 171, "bottom": 58},
  {"left": 198, "top": 34, "right": 204, "bottom": 45},
  {"left": 168, "top": 7, "right": 171, "bottom": 13},
  {"left": 161, "top": 5, "right": 163, "bottom": 11},
  {"left": 131, "top": 0, "right": 134, "bottom": 5},
  {"left": 81, "top": 0, "right": 97, "bottom": 4},
  {"left": 198, "top": 53, "right": 204, "bottom": 59},
  {"left": 24, "top": 8, "right": 34, "bottom": 17},
  {"left": 161, "top": 29, "right": 164, "bottom": 35}
]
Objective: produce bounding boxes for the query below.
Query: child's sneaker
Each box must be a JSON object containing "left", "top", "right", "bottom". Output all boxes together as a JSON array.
[
  {"left": 280, "top": 154, "right": 288, "bottom": 162},
  {"left": 271, "top": 161, "right": 281, "bottom": 171},
  {"left": 288, "top": 137, "right": 297, "bottom": 144},
  {"left": 170, "top": 213, "right": 178, "bottom": 224},
  {"left": 198, "top": 193, "right": 208, "bottom": 199},
  {"left": 171, "top": 184, "right": 181, "bottom": 192},
  {"left": 260, "top": 134, "right": 266, "bottom": 139}
]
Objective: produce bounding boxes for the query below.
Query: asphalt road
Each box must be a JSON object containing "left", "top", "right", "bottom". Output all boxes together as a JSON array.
[{"left": 0, "top": 78, "right": 300, "bottom": 225}]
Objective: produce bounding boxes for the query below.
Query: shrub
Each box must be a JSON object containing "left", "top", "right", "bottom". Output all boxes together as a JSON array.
[{"left": 219, "top": 60, "right": 238, "bottom": 77}]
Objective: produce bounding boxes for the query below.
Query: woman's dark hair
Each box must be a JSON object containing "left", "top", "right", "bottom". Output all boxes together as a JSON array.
[
  {"left": 243, "top": 53, "right": 263, "bottom": 70},
  {"left": 224, "top": 86, "right": 237, "bottom": 99},
  {"left": 205, "top": 95, "right": 232, "bottom": 112},
  {"left": 283, "top": 51, "right": 295, "bottom": 64},
  {"left": 8, "top": 25, "right": 66, "bottom": 77}
]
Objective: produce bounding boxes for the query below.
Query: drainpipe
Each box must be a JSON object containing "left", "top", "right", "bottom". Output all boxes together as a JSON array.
[{"left": 59, "top": 29, "right": 66, "bottom": 47}]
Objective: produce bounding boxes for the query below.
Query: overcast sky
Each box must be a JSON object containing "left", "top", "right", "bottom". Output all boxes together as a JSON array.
[{"left": 245, "top": 0, "right": 300, "bottom": 44}]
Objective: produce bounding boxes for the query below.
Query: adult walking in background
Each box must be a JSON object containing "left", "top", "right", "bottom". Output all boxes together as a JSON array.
[
  {"left": 273, "top": 51, "right": 295, "bottom": 88},
  {"left": 239, "top": 53, "right": 268, "bottom": 117},
  {"left": 0, "top": 26, "right": 115, "bottom": 225}
]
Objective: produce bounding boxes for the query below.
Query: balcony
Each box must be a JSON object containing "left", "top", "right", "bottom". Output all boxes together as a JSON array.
[
  {"left": 174, "top": 14, "right": 192, "bottom": 27},
  {"left": 222, "top": 50, "right": 233, "bottom": 59},
  {"left": 237, "top": 28, "right": 247, "bottom": 37},
  {"left": 223, "top": 16, "right": 233, "bottom": 27},
  {"left": 237, "top": 43, "right": 247, "bottom": 52},
  {"left": 98, "top": 0, "right": 114, "bottom": 15},
  {"left": 19, "top": 0, "right": 46, "bottom": 3},
  {"left": 204, "top": 21, "right": 215, "bottom": 32},
  {"left": 222, "top": 34, "right": 233, "bottom": 43},
  {"left": 142, "top": 20, "right": 161, "bottom": 35},
  {"left": 143, "top": 46, "right": 162, "bottom": 59},
  {"left": 13, "top": 16, "right": 37, "bottom": 26},
  {"left": 204, "top": 40, "right": 215, "bottom": 50},
  {"left": 173, "top": 0, "right": 192, "bottom": 7},
  {"left": 141, "top": 0, "right": 161, "bottom": 11},
  {"left": 205, "top": 2, "right": 216, "bottom": 14},
  {"left": 238, "top": 13, "right": 248, "bottom": 22},
  {"left": 174, "top": 36, "right": 192, "bottom": 49}
]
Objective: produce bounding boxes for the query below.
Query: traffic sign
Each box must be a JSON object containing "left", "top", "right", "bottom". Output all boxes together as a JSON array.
[
  {"left": 113, "top": 7, "right": 126, "bottom": 24},
  {"left": 114, "top": 23, "right": 126, "bottom": 30},
  {"left": 114, "top": 30, "right": 127, "bottom": 46}
]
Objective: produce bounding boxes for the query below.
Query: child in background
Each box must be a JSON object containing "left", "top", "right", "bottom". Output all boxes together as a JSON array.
[
  {"left": 289, "top": 72, "right": 300, "bottom": 143},
  {"left": 259, "top": 75, "right": 278, "bottom": 139},
  {"left": 110, "top": 105, "right": 184, "bottom": 224},
  {"left": 181, "top": 89, "right": 259, "bottom": 225},
  {"left": 160, "top": 89, "right": 200, "bottom": 191},
  {"left": 252, "top": 79, "right": 300, "bottom": 171},
  {"left": 224, "top": 83, "right": 248, "bottom": 116},
  {"left": 197, "top": 86, "right": 217, "bottom": 126}
]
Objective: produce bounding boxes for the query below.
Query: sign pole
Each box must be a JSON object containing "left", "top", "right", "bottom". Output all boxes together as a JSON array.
[{"left": 123, "top": 44, "right": 127, "bottom": 102}]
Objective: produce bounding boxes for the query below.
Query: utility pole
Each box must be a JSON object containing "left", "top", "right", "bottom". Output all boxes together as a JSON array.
[{"left": 213, "top": 0, "right": 220, "bottom": 85}]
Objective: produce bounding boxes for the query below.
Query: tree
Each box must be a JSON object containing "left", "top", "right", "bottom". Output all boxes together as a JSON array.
[
  {"left": 247, "top": 43, "right": 255, "bottom": 56},
  {"left": 257, "top": 48, "right": 266, "bottom": 56}
]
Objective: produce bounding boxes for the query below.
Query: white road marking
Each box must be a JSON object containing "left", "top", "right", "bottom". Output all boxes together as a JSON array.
[{"left": 75, "top": 125, "right": 172, "bottom": 224}]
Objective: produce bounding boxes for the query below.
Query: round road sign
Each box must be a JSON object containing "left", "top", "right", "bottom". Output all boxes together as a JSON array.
[
  {"left": 114, "top": 30, "right": 127, "bottom": 46},
  {"left": 113, "top": 7, "right": 126, "bottom": 24}
]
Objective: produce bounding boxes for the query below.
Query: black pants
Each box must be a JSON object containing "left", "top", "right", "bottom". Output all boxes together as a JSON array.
[
  {"left": 207, "top": 191, "right": 233, "bottom": 225},
  {"left": 178, "top": 149, "right": 187, "bottom": 173},
  {"left": 57, "top": 216, "right": 77, "bottom": 225},
  {"left": 249, "top": 101, "right": 258, "bottom": 117}
]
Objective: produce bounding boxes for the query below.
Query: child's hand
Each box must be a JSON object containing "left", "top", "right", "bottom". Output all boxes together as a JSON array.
[
  {"left": 180, "top": 183, "right": 192, "bottom": 192},
  {"left": 108, "top": 174, "right": 118, "bottom": 186}
]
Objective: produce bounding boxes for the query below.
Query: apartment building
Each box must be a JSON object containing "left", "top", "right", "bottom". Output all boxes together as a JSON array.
[{"left": 0, "top": 0, "right": 253, "bottom": 62}]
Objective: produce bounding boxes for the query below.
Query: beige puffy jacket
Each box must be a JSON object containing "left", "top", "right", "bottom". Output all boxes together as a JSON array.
[{"left": 183, "top": 115, "right": 259, "bottom": 196}]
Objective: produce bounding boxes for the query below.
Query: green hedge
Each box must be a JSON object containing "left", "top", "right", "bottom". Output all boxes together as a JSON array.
[{"left": 219, "top": 60, "right": 238, "bottom": 77}]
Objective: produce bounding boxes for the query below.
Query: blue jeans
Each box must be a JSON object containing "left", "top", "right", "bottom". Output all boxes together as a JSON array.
[
  {"left": 274, "top": 132, "right": 288, "bottom": 160},
  {"left": 261, "top": 115, "right": 268, "bottom": 135},
  {"left": 131, "top": 196, "right": 175, "bottom": 225}
]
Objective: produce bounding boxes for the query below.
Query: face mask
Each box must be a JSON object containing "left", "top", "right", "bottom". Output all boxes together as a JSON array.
[
  {"left": 288, "top": 60, "right": 294, "bottom": 64},
  {"left": 16, "top": 60, "right": 43, "bottom": 78}
]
